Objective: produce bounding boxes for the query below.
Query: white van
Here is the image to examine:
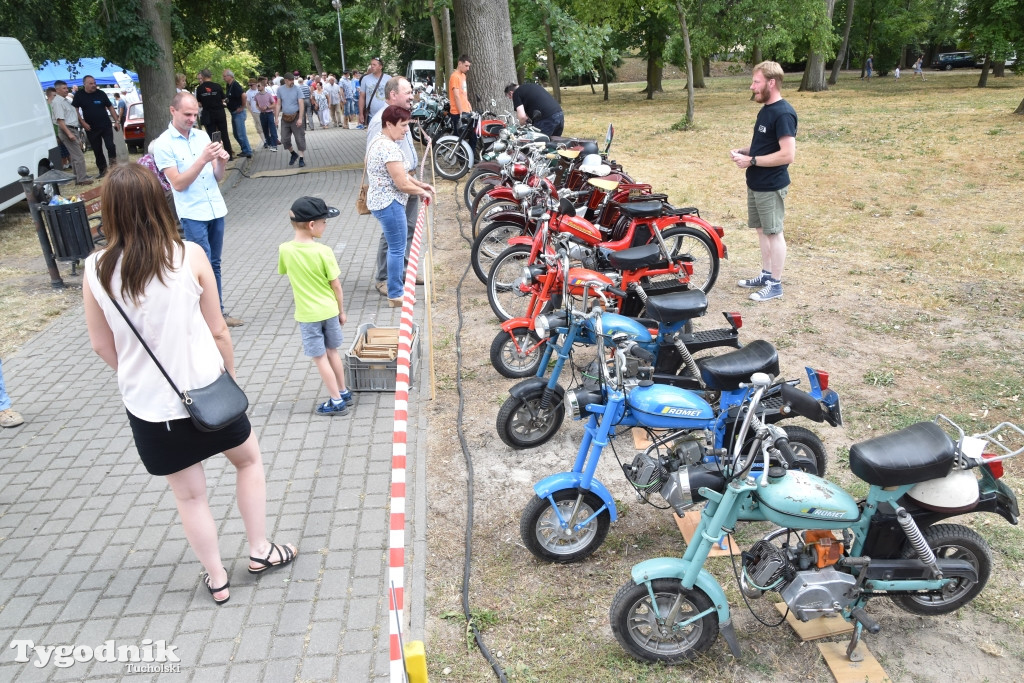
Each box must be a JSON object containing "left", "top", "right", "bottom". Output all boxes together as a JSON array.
[
  {"left": 0, "top": 37, "right": 60, "bottom": 212},
  {"left": 405, "top": 60, "right": 436, "bottom": 88}
]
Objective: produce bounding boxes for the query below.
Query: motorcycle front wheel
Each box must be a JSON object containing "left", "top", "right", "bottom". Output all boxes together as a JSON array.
[
  {"left": 891, "top": 524, "right": 992, "bottom": 615},
  {"left": 496, "top": 386, "right": 565, "bottom": 449},
  {"left": 779, "top": 425, "right": 828, "bottom": 477},
  {"left": 433, "top": 137, "right": 473, "bottom": 180},
  {"left": 472, "top": 221, "right": 526, "bottom": 283},
  {"left": 610, "top": 579, "right": 719, "bottom": 663},
  {"left": 487, "top": 244, "right": 540, "bottom": 322},
  {"left": 520, "top": 489, "right": 610, "bottom": 563},
  {"left": 490, "top": 326, "right": 545, "bottom": 379},
  {"left": 471, "top": 198, "right": 520, "bottom": 238},
  {"left": 464, "top": 168, "right": 503, "bottom": 209}
]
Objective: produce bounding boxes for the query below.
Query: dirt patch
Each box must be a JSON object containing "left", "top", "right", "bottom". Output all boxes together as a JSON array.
[{"left": 420, "top": 72, "right": 1024, "bottom": 681}]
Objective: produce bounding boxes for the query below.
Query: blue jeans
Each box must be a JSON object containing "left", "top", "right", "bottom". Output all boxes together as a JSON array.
[
  {"left": 375, "top": 195, "right": 418, "bottom": 282},
  {"left": 371, "top": 200, "right": 409, "bottom": 299},
  {"left": 0, "top": 358, "right": 12, "bottom": 411},
  {"left": 180, "top": 217, "right": 226, "bottom": 310},
  {"left": 259, "top": 112, "right": 279, "bottom": 146},
  {"left": 231, "top": 110, "right": 252, "bottom": 155}
]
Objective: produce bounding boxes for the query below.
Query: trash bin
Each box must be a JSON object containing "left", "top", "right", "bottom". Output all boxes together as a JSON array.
[{"left": 40, "top": 201, "right": 96, "bottom": 263}]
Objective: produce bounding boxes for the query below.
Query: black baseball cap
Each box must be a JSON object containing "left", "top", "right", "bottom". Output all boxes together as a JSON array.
[{"left": 290, "top": 197, "right": 340, "bottom": 222}]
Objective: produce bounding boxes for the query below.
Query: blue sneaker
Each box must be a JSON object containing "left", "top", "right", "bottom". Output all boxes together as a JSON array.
[
  {"left": 749, "top": 280, "right": 783, "bottom": 302},
  {"left": 738, "top": 270, "right": 772, "bottom": 288},
  {"left": 315, "top": 397, "right": 349, "bottom": 416}
]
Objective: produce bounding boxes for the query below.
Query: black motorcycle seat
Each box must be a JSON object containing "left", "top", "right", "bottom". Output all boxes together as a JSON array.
[
  {"left": 849, "top": 422, "right": 955, "bottom": 487},
  {"left": 617, "top": 200, "right": 664, "bottom": 218},
  {"left": 606, "top": 243, "right": 664, "bottom": 271},
  {"left": 696, "top": 340, "right": 780, "bottom": 391},
  {"left": 644, "top": 290, "right": 708, "bottom": 323}
]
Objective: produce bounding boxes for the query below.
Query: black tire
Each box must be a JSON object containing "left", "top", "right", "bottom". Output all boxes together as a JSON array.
[
  {"left": 472, "top": 221, "right": 526, "bottom": 283},
  {"left": 610, "top": 579, "right": 719, "bottom": 663},
  {"left": 472, "top": 198, "right": 520, "bottom": 238},
  {"left": 464, "top": 168, "right": 502, "bottom": 209},
  {"left": 433, "top": 137, "right": 472, "bottom": 180},
  {"left": 520, "top": 489, "right": 611, "bottom": 563},
  {"left": 496, "top": 387, "right": 566, "bottom": 448},
  {"left": 490, "top": 326, "right": 545, "bottom": 379},
  {"left": 781, "top": 425, "right": 828, "bottom": 477},
  {"left": 487, "top": 244, "right": 537, "bottom": 322},
  {"left": 944, "top": 63, "right": 953, "bottom": 71},
  {"left": 891, "top": 524, "right": 992, "bottom": 615},
  {"left": 656, "top": 225, "right": 720, "bottom": 294}
]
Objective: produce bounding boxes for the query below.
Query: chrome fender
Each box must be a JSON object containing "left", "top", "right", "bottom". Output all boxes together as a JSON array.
[
  {"left": 533, "top": 473, "right": 618, "bottom": 522},
  {"left": 629, "top": 557, "right": 731, "bottom": 624}
]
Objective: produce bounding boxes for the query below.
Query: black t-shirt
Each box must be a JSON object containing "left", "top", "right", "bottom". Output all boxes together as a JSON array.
[
  {"left": 225, "top": 80, "right": 245, "bottom": 111},
  {"left": 746, "top": 99, "right": 797, "bottom": 192},
  {"left": 71, "top": 88, "right": 114, "bottom": 129},
  {"left": 195, "top": 81, "right": 226, "bottom": 123},
  {"left": 512, "top": 83, "right": 561, "bottom": 122}
]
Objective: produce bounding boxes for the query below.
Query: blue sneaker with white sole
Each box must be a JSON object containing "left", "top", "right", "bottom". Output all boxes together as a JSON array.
[{"left": 749, "top": 280, "right": 783, "bottom": 301}]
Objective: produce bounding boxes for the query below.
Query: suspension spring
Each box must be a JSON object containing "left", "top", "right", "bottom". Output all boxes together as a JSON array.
[
  {"left": 895, "top": 507, "right": 942, "bottom": 578},
  {"left": 630, "top": 282, "right": 649, "bottom": 304},
  {"left": 673, "top": 336, "right": 705, "bottom": 388}
]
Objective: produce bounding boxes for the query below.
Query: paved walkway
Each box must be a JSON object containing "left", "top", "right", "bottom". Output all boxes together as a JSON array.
[{"left": 0, "top": 123, "right": 428, "bottom": 681}]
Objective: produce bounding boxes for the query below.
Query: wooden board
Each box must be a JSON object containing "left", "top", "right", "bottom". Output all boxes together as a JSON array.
[
  {"left": 817, "top": 641, "right": 891, "bottom": 683},
  {"left": 631, "top": 428, "right": 670, "bottom": 450},
  {"left": 673, "top": 509, "right": 739, "bottom": 556},
  {"left": 773, "top": 603, "right": 854, "bottom": 641}
]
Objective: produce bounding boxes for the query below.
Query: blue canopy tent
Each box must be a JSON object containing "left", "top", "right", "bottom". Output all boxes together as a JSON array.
[{"left": 35, "top": 58, "right": 139, "bottom": 89}]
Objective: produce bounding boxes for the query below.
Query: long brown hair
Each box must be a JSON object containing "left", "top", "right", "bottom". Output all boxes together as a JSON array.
[{"left": 96, "top": 163, "right": 183, "bottom": 304}]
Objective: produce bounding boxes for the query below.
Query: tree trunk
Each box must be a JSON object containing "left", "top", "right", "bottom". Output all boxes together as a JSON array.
[
  {"left": 599, "top": 53, "right": 609, "bottom": 101},
  {"left": 1015, "top": 95, "right": 1024, "bottom": 114},
  {"left": 643, "top": 29, "right": 665, "bottom": 99},
  {"left": 799, "top": 0, "right": 834, "bottom": 92},
  {"left": 308, "top": 41, "right": 323, "bottom": 76},
  {"left": 977, "top": 56, "right": 991, "bottom": 87},
  {"left": 993, "top": 61, "right": 1005, "bottom": 77},
  {"left": 137, "top": 0, "right": 175, "bottom": 152},
  {"left": 440, "top": 7, "right": 454, "bottom": 86},
  {"left": 703, "top": 57, "right": 710, "bottom": 77},
  {"left": 451, "top": 0, "right": 518, "bottom": 110},
  {"left": 829, "top": 0, "right": 855, "bottom": 84},
  {"left": 513, "top": 44, "right": 526, "bottom": 84},
  {"left": 429, "top": 7, "right": 445, "bottom": 85},
  {"left": 674, "top": 0, "right": 695, "bottom": 124},
  {"left": 751, "top": 45, "right": 762, "bottom": 65},
  {"left": 543, "top": 11, "right": 561, "bottom": 103},
  {"left": 691, "top": 53, "right": 706, "bottom": 88}
]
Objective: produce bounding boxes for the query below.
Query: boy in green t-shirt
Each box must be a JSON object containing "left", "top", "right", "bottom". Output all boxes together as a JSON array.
[{"left": 279, "top": 197, "right": 352, "bottom": 416}]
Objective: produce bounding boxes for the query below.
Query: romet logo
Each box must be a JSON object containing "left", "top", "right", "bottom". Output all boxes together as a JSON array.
[
  {"left": 9, "top": 639, "right": 180, "bottom": 671},
  {"left": 659, "top": 406, "right": 702, "bottom": 417}
]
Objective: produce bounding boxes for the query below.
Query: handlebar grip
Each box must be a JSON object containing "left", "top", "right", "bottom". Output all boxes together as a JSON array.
[
  {"left": 607, "top": 286, "right": 627, "bottom": 299},
  {"left": 775, "top": 437, "right": 799, "bottom": 469},
  {"left": 850, "top": 608, "right": 881, "bottom": 634},
  {"left": 629, "top": 345, "right": 655, "bottom": 363}
]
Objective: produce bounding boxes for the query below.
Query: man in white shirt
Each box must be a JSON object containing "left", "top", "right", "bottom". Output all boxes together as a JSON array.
[
  {"left": 50, "top": 80, "right": 92, "bottom": 185},
  {"left": 245, "top": 78, "right": 265, "bottom": 146}
]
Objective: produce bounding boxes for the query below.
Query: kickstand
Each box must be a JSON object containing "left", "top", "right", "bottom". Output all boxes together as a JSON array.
[{"left": 845, "top": 622, "right": 864, "bottom": 662}]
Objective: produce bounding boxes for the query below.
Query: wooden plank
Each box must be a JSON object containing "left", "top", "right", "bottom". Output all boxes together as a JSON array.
[
  {"left": 773, "top": 603, "right": 854, "bottom": 641},
  {"left": 631, "top": 428, "right": 670, "bottom": 450},
  {"left": 673, "top": 509, "right": 739, "bottom": 556},
  {"left": 817, "top": 641, "right": 891, "bottom": 683}
]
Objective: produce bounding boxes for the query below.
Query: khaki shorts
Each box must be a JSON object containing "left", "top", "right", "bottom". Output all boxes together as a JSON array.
[{"left": 747, "top": 186, "right": 789, "bottom": 235}]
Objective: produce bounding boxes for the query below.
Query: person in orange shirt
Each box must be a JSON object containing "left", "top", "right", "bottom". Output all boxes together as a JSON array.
[{"left": 448, "top": 54, "right": 476, "bottom": 152}]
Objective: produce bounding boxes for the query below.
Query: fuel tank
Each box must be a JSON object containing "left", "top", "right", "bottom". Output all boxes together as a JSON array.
[
  {"left": 754, "top": 471, "right": 860, "bottom": 529},
  {"left": 627, "top": 383, "right": 715, "bottom": 429},
  {"left": 599, "top": 312, "right": 654, "bottom": 344},
  {"left": 554, "top": 214, "right": 603, "bottom": 245},
  {"left": 565, "top": 268, "right": 612, "bottom": 296}
]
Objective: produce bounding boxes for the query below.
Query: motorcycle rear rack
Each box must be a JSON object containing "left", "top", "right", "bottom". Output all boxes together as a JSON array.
[
  {"left": 678, "top": 327, "right": 742, "bottom": 353},
  {"left": 935, "top": 414, "right": 1024, "bottom": 466}
]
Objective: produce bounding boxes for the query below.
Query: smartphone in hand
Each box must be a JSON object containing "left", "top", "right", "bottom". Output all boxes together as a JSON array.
[{"left": 211, "top": 132, "right": 222, "bottom": 143}]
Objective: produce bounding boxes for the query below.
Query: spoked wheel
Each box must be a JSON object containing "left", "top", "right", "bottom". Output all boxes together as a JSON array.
[
  {"left": 472, "top": 198, "right": 520, "bottom": 238},
  {"left": 472, "top": 221, "right": 526, "bottom": 283},
  {"left": 464, "top": 168, "right": 503, "bottom": 209},
  {"left": 656, "top": 225, "right": 720, "bottom": 293},
  {"left": 433, "top": 137, "right": 472, "bottom": 180},
  {"left": 496, "top": 386, "right": 565, "bottom": 449},
  {"left": 779, "top": 425, "right": 828, "bottom": 476},
  {"left": 610, "top": 579, "right": 719, "bottom": 663},
  {"left": 490, "top": 326, "right": 545, "bottom": 378},
  {"left": 891, "top": 524, "right": 992, "bottom": 615},
  {"left": 520, "top": 489, "right": 610, "bottom": 563},
  {"left": 487, "top": 244, "right": 539, "bottom": 322}
]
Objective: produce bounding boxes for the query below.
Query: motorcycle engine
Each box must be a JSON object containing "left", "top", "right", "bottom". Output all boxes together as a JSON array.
[{"left": 624, "top": 432, "right": 713, "bottom": 515}]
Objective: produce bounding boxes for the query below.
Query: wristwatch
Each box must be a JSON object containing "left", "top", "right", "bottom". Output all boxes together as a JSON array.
[{"left": 750, "top": 156, "right": 757, "bottom": 166}]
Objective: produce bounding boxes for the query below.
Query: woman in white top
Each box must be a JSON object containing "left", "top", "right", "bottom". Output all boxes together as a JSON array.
[
  {"left": 83, "top": 164, "right": 296, "bottom": 605},
  {"left": 366, "top": 105, "right": 434, "bottom": 305}
]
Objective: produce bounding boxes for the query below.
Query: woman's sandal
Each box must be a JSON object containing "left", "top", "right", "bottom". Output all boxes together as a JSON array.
[
  {"left": 248, "top": 542, "right": 297, "bottom": 575},
  {"left": 205, "top": 568, "right": 230, "bottom": 605}
]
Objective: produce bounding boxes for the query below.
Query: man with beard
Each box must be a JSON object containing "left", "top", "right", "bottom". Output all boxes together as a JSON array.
[{"left": 729, "top": 61, "right": 796, "bottom": 302}]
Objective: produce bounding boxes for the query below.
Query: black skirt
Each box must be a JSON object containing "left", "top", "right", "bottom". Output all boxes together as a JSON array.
[{"left": 127, "top": 409, "right": 252, "bottom": 476}]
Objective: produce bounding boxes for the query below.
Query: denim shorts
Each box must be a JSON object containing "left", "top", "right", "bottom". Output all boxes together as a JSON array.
[
  {"left": 344, "top": 99, "right": 358, "bottom": 116},
  {"left": 300, "top": 317, "right": 343, "bottom": 357},
  {"left": 747, "top": 186, "right": 789, "bottom": 235}
]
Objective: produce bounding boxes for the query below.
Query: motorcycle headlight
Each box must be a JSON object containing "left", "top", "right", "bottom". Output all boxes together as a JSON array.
[
  {"left": 566, "top": 389, "right": 604, "bottom": 420},
  {"left": 513, "top": 183, "right": 533, "bottom": 200},
  {"left": 492, "top": 140, "right": 507, "bottom": 153},
  {"left": 496, "top": 152, "right": 512, "bottom": 166},
  {"left": 535, "top": 314, "right": 551, "bottom": 340}
]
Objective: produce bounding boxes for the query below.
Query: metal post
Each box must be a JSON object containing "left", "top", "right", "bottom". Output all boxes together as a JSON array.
[
  {"left": 17, "top": 167, "right": 64, "bottom": 289},
  {"left": 332, "top": 0, "right": 346, "bottom": 73}
]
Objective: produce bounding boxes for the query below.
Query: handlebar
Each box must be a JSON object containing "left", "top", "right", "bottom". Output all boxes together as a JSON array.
[{"left": 628, "top": 345, "right": 655, "bottom": 363}]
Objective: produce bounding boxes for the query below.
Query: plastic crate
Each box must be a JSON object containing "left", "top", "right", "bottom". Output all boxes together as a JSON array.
[{"left": 345, "top": 323, "right": 419, "bottom": 392}]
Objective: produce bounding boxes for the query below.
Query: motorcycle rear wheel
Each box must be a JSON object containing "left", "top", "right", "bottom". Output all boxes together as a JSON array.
[
  {"left": 472, "top": 221, "right": 526, "bottom": 283},
  {"left": 520, "top": 489, "right": 610, "bottom": 563},
  {"left": 891, "top": 524, "right": 992, "bottom": 615},
  {"left": 496, "top": 387, "right": 565, "bottom": 448},
  {"left": 464, "top": 168, "right": 502, "bottom": 209},
  {"left": 655, "top": 225, "right": 720, "bottom": 294},
  {"left": 610, "top": 579, "right": 719, "bottom": 663},
  {"left": 433, "top": 137, "right": 472, "bottom": 180},
  {"left": 490, "top": 326, "right": 545, "bottom": 379},
  {"left": 779, "top": 425, "right": 828, "bottom": 477}
]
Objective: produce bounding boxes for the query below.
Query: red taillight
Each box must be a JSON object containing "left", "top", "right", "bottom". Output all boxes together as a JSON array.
[
  {"left": 983, "top": 454, "right": 1004, "bottom": 479},
  {"left": 713, "top": 225, "right": 725, "bottom": 238},
  {"left": 815, "top": 370, "right": 830, "bottom": 391},
  {"left": 724, "top": 312, "right": 742, "bottom": 329}
]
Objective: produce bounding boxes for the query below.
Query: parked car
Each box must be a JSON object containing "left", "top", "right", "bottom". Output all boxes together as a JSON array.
[
  {"left": 123, "top": 102, "right": 144, "bottom": 153},
  {"left": 931, "top": 52, "right": 978, "bottom": 70}
]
